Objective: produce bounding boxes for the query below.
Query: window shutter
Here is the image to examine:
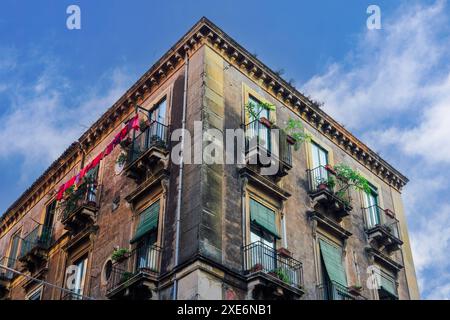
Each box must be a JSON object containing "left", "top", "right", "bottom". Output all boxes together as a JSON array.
[
  {"left": 379, "top": 271, "right": 398, "bottom": 298},
  {"left": 319, "top": 239, "right": 347, "bottom": 287},
  {"left": 130, "top": 201, "right": 160, "bottom": 244},
  {"left": 250, "top": 199, "right": 279, "bottom": 238}
]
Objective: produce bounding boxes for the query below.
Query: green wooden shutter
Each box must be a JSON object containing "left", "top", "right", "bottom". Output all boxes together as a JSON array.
[
  {"left": 319, "top": 239, "right": 347, "bottom": 287},
  {"left": 379, "top": 272, "right": 397, "bottom": 297},
  {"left": 250, "top": 199, "right": 279, "bottom": 238},
  {"left": 130, "top": 201, "right": 160, "bottom": 244}
]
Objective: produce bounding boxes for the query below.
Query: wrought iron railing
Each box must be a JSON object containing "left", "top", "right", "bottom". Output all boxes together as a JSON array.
[
  {"left": 18, "top": 224, "right": 53, "bottom": 259},
  {"left": 363, "top": 205, "right": 401, "bottom": 240},
  {"left": 106, "top": 244, "right": 162, "bottom": 295},
  {"left": 243, "top": 119, "right": 292, "bottom": 167},
  {"left": 317, "top": 281, "right": 354, "bottom": 300},
  {"left": 0, "top": 256, "right": 17, "bottom": 280},
  {"left": 306, "top": 165, "right": 352, "bottom": 207},
  {"left": 60, "top": 181, "right": 98, "bottom": 221},
  {"left": 243, "top": 241, "right": 303, "bottom": 288},
  {"left": 128, "top": 121, "right": 169, "bottom": 164}
]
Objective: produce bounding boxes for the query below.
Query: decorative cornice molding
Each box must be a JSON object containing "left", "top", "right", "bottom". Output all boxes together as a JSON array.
[
  {"left": 196, "top": 18, "right": 408, "bottom": 191},
  {"left": 0, "top": 17, "right": 408, "bottom": 233}
]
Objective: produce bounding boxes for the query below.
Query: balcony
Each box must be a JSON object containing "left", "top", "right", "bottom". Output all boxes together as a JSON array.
[
  {"left": 316, "top": 281, "right": 356, "bottom": 300},
  {"left": 243, "top": 241, "right": 304, "bottom": 299},
  {"left": 0, "top": 256, "right": 17, "bottom": 299},
  {"left": 363, "top": 205, "right": 403, "bottom": 253},
  {"left": 244, "top": 119, "right": 293, "bottom": 179},
  {"left": 306, "top": 165, "right": 352, "bottom": 219},
  {"left": 59, "top": 181, "right": 98, "bottom": 234},
  {"left": 106, "top": 244, "right": 161, "bottom": 300},
  {"left": 18, "top": 224, "right": 52, "bottom": 273},
  {"left": 125, "top": 121, "right": 170, "bottom": 182}
]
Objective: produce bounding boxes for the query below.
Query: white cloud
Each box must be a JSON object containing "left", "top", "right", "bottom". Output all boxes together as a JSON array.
[
  {"left": 0, "top": 51, "right": 133, "bottom": 182},
  {"left": 303, "top": 1, "right": 450, "bottom": 299}
]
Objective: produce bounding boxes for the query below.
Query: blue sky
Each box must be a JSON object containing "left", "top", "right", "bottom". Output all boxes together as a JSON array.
[{"left": 0, "top": 0, "right": 449, "bottom": 299}]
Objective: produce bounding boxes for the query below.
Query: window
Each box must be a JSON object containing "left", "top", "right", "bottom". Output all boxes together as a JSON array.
[
  {"left": 41, "top": 200, "right": 56, "bottom": 243},
  {"left": 43, "top": 201, "right": 56, "bottom": 229},
  {"left": 130, "top": 200, "right": 160, "bottom": 244},
  {"left": 310, "top": 142, "right": 329, "bottom": 189},
  {"left": 129, "top": 200, "right": 160, "bottom": 273},
  {"left": 72, "top": 256, "right": 88, "bottom": 299},
  {"left": 376, "top": 268, "right": 398, "bottom": 300},
  {"left": 247, "top": 96, "right": 271, "bottom": 152},
  {"left": 150, "top": 98, "right": 167, "bottom": 125},
  {"left": 248, "top": 198, "right": 279, "bottom": 271},
  {"left": 311, "top": 141, "right": 328, "bottom": 168},
  {"left": 319, "top": 239, "right": 348, "bottom": 300},
  {"left": 365, "top": 184, "right": 380, "bottom": 228},
  {"left": 7, "top": 233, "right": 21, "bottom": 268}
]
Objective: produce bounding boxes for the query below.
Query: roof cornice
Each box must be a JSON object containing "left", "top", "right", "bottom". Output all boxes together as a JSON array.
[
  {"left": 1, "top": 17, "right": 408, "bottom": 233},
  {"left": 196, "top": 18, "right": 408, "bottom": 191}
]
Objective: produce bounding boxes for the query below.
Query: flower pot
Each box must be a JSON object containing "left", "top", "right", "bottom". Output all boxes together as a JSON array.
[
  {"left": 277, "top": 247, "right": 292, "bottom": 258},
  {"left": 259, "top": 117, "right": 272, "bottom": 128},
  {"left": 251, "top": 263, "right": 263, "bottom": 272},
  {"left": 318, "top": 183, "right": 328, "bottom": 190},
  {"left": 120, "top": 137, "right": 132, "bottom": 149},
  {"left": 286, "top": 135, "right": 296, "bottom": 145},
  {"left": 139, "top": 119, "right": 150, "bottom": 131},
  {"left": 325, "top": 164, "right": 336, "bottom": 175}
]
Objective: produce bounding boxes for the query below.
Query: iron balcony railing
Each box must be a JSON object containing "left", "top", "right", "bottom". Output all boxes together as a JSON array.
[
  {"left": 306, "top": 165, "right": 352, "bottom": 206},
  {"left": 317, "top": 281, "right": 354, "bottom": 300},
  {"left": 128, "top": 120, "right": 169, "bottom": 164},
  {"left": 106, "top": 243, "right": 162, "bottom": 295},
  {"left": 61, "top": 292, "right": 88, "bottom": 300},
  {"left": 60, "top": 181, "right": 98, "bottom": 221},
  {"left": 243, "top": 119, "right": 292, "bottom": 167},
  {"left": 18, "top": 224, "right": 53, "bottom": 259},
  {"left": 363, "top": 205, "right": 401, "bottom": 240},
  {"left": 0, "top": 256, "right": 17, "bottom": 281},
  {"left": 243, "top": 241, "right": 303, "bottom": 289}
]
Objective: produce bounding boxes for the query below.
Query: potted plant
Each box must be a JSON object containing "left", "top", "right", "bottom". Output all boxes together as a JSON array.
[
  {"left": 139, "top": 119, "right": 150, "bottom": 131},
  {"left": 259, "top": 117, "right": 272, "bottom": 128},
  {"left": 111, "top": 248, "right": 130, "bottom": 262},
  {"left": 120, "top": 271, "right": 134, "bottom": 283},
  {"left": 119, "top": 137, "right": 132, "bottom": 149},
  {"left": 325, "top": 164, "right": 336, "bottom": 175},
  {"left": 286, "top": 134, "right": 296, "bottom": 145},
  {"left": 116, "top": 152, "right": 128, "bottom": 166},
  {"left": 270, "top": 268, "right": 290, "bottom": 284},
  {"left": 251, "top": 263, "right": 263, "bottom": 272},
  {"left": 277, "top": 247, "right": 292, "bottom": 258}
]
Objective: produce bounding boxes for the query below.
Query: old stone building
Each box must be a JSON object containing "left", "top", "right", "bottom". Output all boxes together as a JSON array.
[{"left": 0, "top": 18, "right": 419, "bottom": 300}]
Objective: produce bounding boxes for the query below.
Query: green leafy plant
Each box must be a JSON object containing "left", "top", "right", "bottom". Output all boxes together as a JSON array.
[
  {"left": 271, "top": 268, "right": 290, "bottom": 284},
  {"left": 244, "top": 101, "right": 311, "bottom": 151},
  {"left": 120, "top": 271, "right": 134, "bottom": 283},
  {"left": 325, "top": 163, "right": 370, "bottom": 206},
  {"left": 116, "top": 152, "right": 128, "bottom": 166},
  {"left": 333, "top": 164, "right": 371, "bottom": 194},
  {"left": 245, "top": 101, "right": 276, "bottom": 122},
  {"left": 283, "top": 118, "right": 311, "bottom": 150},
  {"left": 111, "top": 248, "right": 130, "bottom": 262}
]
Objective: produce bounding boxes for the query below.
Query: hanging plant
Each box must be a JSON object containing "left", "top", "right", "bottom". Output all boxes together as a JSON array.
[
  {"left": 116, "top": 152, "right": 128, "bottom": 166},
  {"left": 111, "top": 248, "right": 130, "bottom": 262},
  {"left": 119, "top": 137, "right": 131, "bottom": 149},
  {"left": 139, "top": 119, "right": 150, "bottom": 131},
  {"left": 244, "top": 102, "right": 311, "bottom": 151},
  {"left": 324, "top": 163, "right": 370, "bottom": 206}
]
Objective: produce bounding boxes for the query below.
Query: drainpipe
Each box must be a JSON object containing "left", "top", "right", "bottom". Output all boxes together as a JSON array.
[{"left": 172, "top": 52, "right": 189, "bottom": 300}]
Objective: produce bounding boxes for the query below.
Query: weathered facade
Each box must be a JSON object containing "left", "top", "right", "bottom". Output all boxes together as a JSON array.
[{"left": 0, "top": 18, "right": 419, "bottom": 300}]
